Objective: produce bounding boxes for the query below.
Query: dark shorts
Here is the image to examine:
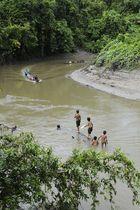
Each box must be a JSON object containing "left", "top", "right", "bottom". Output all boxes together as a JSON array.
[
  {"left": 88, "top": 127, "right": 93, "bottom": 134},
  {"left": 76, "top": 120, "right": 81, "bottom": 127}
]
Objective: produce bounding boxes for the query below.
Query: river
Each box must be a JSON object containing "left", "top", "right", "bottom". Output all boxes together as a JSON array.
[{"left": 0, "top": 52, "right": 140, "bottom": 210}]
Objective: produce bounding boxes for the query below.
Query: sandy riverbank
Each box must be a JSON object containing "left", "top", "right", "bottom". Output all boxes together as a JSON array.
[{"left": 70, "top": 65, "right": 140, "bottom": 100}]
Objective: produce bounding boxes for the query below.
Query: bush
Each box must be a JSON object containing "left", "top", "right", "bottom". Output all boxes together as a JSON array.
[
  {"left": 0, "top": 133, "right": 140, "bottom": 209},
  {"left": 95, "top": 29, "right": 140, "bottom": 70},
  {"left": 53, "top": 20, "right": 75, "bottom": 53},
  {"left": 0, "top": 133, "right": 59, "bottom": 209},
  {"left": 85, "top": 9, "right": 129, "bottom": 53}
]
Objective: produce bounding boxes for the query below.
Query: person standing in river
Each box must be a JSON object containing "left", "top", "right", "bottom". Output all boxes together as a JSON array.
[
  {"left": 85, "top": 117, "right": 93, "bottom": 139},
  {"left": 98, "top": 130, "right": 108, "bottom": 148},
  {"left": 74, "top": 110, "right": 81, "bottom": 133}
]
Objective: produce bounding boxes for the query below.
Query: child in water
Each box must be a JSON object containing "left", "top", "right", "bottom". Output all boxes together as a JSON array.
[
  {"left": 91, "top": 136, "right": 98, "bottom": 146},
  {"left": 85, "top": 117, "right": 93, "bottom": 139},
  {"left": 74, "top": 110, "right": 81, "bottom": 133},
  {"left": 57, "top": 125, "right": 61, "bottom": 130},
  {"left": 34, "top": 75, "right": 39, "bottom": 82},
  {"left": 98, "top": 130, "right": 108, "bottom": 148}
]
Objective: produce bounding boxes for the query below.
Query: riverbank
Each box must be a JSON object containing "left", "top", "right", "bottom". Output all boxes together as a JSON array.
[{"left": 70, "top": 65, "right": 140, "bottom": 100}]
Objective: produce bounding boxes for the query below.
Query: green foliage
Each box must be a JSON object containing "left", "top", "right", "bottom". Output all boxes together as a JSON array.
[
  {"left": 0, "top": 133, "right": 140, "bottom": 210},
  {"left": 0, "top": 23, "right": 37, "bottom": 62},
  {"left": 101, "top": 10, "right": 128, "bottom": 36},
  {"left": 84, "top": 9, "right": 129, "bottom": 53},
  {"left": 0, "top": 133, "right": 59, "bottom": 209},
  {"left": 0, "top": 0, "right": 139, "bottom": 65},
  {"left": 108, "top": 0, "right": 140, "bottom": 13},
  {"left": 95, "top": 29, "right": 140, "bottom": 70},
  {"left": 53, "top": 20, "right": 75, "bottom": 53},
  {"left": 120, "top": 0, "right": 140, "bottom": 13},
  {"left": 58, "top": 148, "right": 140, "bottom": 209}
]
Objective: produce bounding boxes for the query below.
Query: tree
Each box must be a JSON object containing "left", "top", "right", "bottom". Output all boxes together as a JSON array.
[
  {"left": 0, "top": 133, "right": 140, "bottom": 210},
  {"left": 0, "top": 133, "right": 59, "bottom": 209},
  {"left": 95, "top": 28, "right": 140, "bottom": 70},
  {"left": 0, "top": 23, "right": 37, "bottom": 63},
  {"left": 54, "top": 20, "right": 75, "bottom": 53}
]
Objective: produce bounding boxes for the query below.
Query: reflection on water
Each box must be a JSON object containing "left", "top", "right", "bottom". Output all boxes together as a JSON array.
[{"left": 0, "top": 52, "right": 140, "bottom": 210}]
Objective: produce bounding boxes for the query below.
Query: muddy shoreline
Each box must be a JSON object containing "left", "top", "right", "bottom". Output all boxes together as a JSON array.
[{"left": 70, "top": 65, "right": 140, "bottom": 101}]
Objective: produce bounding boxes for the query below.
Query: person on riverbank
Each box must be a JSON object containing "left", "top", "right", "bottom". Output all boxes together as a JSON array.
[
  {"left": 74, "top": 110, "right": 81, "bottom": 133},
  {"left": 98, "top": 130, "right": 108, "bottom": 148},
  {"left": 85, "top": 117, "right": 93, "bottom": 139},
  {"left": 91, "top": 136, "right": 98, "bottom": 146}
]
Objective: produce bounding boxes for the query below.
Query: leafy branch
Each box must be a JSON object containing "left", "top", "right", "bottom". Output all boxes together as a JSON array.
[{"left": 0, "top": 133, "right": 139, "bottom": 210}]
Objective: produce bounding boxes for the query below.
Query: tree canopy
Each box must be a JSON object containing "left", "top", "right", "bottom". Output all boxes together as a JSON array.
[
  {"left": 0, "top": 0, "right": 139, "bottom": 68},
  {"left": 0, "top": 133, "right": 140, "bottom": 209}
]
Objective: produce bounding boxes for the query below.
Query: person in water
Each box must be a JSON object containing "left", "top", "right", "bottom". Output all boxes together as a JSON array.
[
  {"left": 85, "top": 117, "right": 93, "bottom": 139},
  {"left": 74, "top": 110, "right": 81, "bottom": 133},
  {"left": 34, "top": 75, "right": 39, "bottom": 82},
  {"left": 91, "top": 136, "right": 98, "bottom": 146},
  {"left": 57, "top": 124, "right": 61, "bottom": 130},
  {"left": 98, "top": 130, "right": 108, "bottom": 148},
  {"left": 11, "top": 125, "right": 17, "bottom": 134}
]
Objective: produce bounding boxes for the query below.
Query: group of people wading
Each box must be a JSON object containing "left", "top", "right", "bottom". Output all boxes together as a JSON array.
[{"left": 74, "top": 110, "right": 108, "bottom": 148}]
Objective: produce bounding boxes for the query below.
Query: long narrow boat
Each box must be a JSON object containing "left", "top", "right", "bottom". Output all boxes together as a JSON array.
[{"left": 23, "top": 68, "right": 42, "bottom": 83}]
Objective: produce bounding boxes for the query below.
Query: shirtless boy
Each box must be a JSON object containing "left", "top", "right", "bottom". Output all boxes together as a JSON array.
[
  {"left": 98, "top": 130, "right": 108, "bottom": 148},
  {"left": 85, "top": 117, "right": 93, "bottom": 139},
  {"left": 74, "top": 110, "right": 81, "bottom": 133},
  {"left": 91, "top": 136, "right": 98, "bottom": 146}
]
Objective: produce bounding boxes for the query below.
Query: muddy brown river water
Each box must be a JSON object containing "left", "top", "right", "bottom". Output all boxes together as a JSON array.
[{"left": 0, "top": 52, "right": 140, "bottom": 210}]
